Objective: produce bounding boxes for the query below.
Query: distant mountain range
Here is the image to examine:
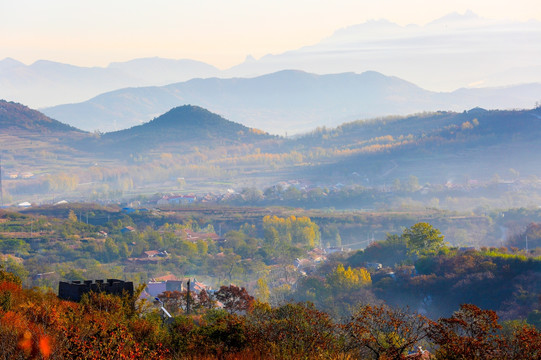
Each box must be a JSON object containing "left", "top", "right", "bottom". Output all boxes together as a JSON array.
[
  {"left": 0, "top": 57, "right": 219, "bottom": 108},
  {"left": 225, "top": 11, "right": 541, "bottom": 91},
  {"left": 41, "top": 70, "right": 541, "bottom": 134},
  {"left": 1, "top": 12, "right": 540, "bottom": 109}
]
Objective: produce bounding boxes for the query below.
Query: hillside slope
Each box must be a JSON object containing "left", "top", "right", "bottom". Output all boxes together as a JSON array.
[
  {"left": 300, "top": 107, "right": 541, "bottom": 185},
  {"left": 0, "top": 100, "right": 82, "bottom": 133},
  {"left": 82, "top": 105, "right": 273, "bottom": 156}
]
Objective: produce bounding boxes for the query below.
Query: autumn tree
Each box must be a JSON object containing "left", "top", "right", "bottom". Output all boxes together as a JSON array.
[
  {"left": 247, "top": 302, "right": 340, "bottom": 359},
  {"left": 158, "top": 290, "right": 188, "bottom": 316},
  {"left": 502, "top": 323, "right": 541, "bottom": 359},
  {"left": 326, "top": 264, "right": 371, "bottom": 291},
  {"left": 428, "top": 304, "right": 502, "bottom": 360},
  {"left": 68, "top": 210, "right": 78, "bottom": 222},
  {"left": 344, "top": 304, "right": 431, "bottom": 360},
  {"left": 215, "top": 285, "right": 254, "bottom": 314},
  {"left": 255, "top": 278, "right": 270, "bottom": 303},
  {"left": 262, "top": 215, "right": 320, "bottom": 247},
  {"left": 197, "top": 289, "right": 216, "bottom": 311}
]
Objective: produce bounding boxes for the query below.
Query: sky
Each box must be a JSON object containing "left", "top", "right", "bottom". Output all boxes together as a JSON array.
[{"left": 1, "top": 0, "right": 540, "bottom": 69}]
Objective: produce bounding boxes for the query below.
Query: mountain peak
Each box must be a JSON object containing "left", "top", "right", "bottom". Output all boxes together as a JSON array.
[
  {"left": 244, "top": 55, "right": 257, "bottom": 63},
  {"left": 145, "top": 105, "right": 266, "bottom": 135},
  {"left": 149, "top": 105, "right": 219, "bottom": 125},
  {"left": 101, "top": 105, "right": 270, "bottom": 153},
  {"left": 0, "top": 57, "right": 24, "bottom": 71}
]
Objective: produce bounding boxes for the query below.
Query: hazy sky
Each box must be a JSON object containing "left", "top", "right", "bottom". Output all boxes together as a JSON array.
[{"left": 1, "top": 0, "right": 540, "bottom": 69}]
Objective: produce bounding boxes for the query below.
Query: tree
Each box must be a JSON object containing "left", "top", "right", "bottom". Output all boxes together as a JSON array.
[
  {"left": 215, "top": 285, "right": 254, "bottom": 314},
  {"left": 350, "top": 233, "right": 408, "bottom": 267},
  {"left": 255, "top": 278, "right": 270, "bottom": 303},
  {"left": 402, "top": 222, "right": 444, "bottom": 256},
  {"left": 326, "top": 264, "right": 371, "bottom": 291},
  {"left": 197, "top": 289, "right": 216, "bottom": 310},
  {"left": 247, "top": 302, "right": 339, "bottom": 359},
  {"left": 263, "top": 226, "right": 279, "bottom": 247},
  {"left": 406, "top": 175, "right": 420, "bottom": 192},
  {"left": 103, "top": 238, "right": 120, "bottom": 262},
  {"left": 241, "top": 187, "right": 263, "bottom": 202},
  {"left": 428, "top": 304, "right": 502, "bottom": 360},
  {"left": 502, "top": 324, "right": 541, "bottom": 359},
  {"left": 344, "top": 304, "right": 431, "bottom": 360},
  {"left": 68, "top": 209, "right": 78, "bottom": 222},
  {"left": 157, "top": 290, "right": 187, "bottom": 315}
]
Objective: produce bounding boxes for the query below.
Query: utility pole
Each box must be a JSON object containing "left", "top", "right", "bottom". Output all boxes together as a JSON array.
[
  {"left": 186, "top": 279, "right": 191, "bottom": 315},
  {"left": 0, "top": 154, "right": 3, "bottom": 207}
]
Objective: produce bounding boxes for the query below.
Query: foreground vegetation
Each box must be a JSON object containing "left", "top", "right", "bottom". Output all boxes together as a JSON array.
[{"left": 1, "top": 268, "right": 540, "bottom": 359}]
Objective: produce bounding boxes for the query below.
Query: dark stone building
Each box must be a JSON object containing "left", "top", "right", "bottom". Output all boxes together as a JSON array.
[{"left": 58, "top": 279, "right": 134, "bottom": 302}]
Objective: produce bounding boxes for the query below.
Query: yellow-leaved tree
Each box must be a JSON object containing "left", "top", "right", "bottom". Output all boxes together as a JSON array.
[{"left": 326, "top": 264, "right": 371, "bottom": 291}]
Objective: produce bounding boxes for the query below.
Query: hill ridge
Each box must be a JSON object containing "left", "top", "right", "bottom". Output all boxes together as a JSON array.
[{"left": 0, "top": 99, "right": 83, "bottom": 133}]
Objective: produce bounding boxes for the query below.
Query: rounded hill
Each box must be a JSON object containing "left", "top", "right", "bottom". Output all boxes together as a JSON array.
[{"left": 100, "top": 105, "right": 271, "bottom": 153}]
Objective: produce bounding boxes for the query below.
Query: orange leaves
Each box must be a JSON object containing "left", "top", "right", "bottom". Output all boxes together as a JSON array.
[
  {"left": 17, "top": 330, "right": 32, "bottom": 355},
  {"left": 1, "top": 312, "right": 54, "bottom": 359},
  {"left": 38, "top": 335, "right": 52, "bottom": 358},
  {"left": 0, "top": 281, "right": 167, "bottom": 360},
  {"left": 428, "top": 304, "right": 503, "bottom": 359},
  {"left": 17, "top": 331, "right": 52, "bottom": 359}
]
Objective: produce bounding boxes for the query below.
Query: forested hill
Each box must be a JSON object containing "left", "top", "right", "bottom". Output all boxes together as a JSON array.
[
  {"left": 104, "top": 105, "right": 268, "bottom": 140},
  {"left": 0, "top": 100, "right": 82, "bottom": 134},
  {"left": 93, "top": 105, "right": 274, "bottom": 154},
  {"left": 299, "top": 106, "right": 541, "bottom": 184},
  {"left": 298, "top": 107, "right": 541, "bottom": 147}
]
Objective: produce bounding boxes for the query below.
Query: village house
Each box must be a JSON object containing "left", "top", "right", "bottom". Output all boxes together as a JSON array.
[
  {"left": 120, "top": 226, "right": 135, "bottom": 234},
  {"left": 143, "top": 250, "right": 168, "bottom": 259},
  {"left": 141, "top": 276, "right": 212, "bottom": 299}
]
